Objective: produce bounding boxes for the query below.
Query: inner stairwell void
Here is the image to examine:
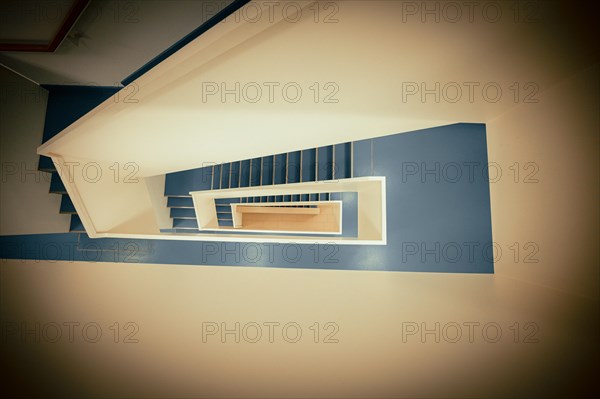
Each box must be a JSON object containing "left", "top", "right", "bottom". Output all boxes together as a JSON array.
[{"left": 164, "top": 142, "right": 356, "bottom": 233}]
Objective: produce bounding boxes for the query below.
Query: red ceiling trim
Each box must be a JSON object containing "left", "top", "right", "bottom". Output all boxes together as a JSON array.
[{"left": 0, "top": 0, "right": 90, "bottom": 52}]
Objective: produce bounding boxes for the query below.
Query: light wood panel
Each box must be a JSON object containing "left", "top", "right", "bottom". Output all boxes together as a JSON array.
[{"left": 237, "top": 206, "right": 320, "bottom": 215}]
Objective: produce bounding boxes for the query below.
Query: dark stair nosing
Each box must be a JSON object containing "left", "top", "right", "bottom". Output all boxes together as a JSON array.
[
  {"left": 334, "top": 142, "right": 352, "bottom": 179},
  {"left": 301, "top": 148, "right": 316, "bottom": 182},
  {"left": 317, "top": 145, "right": 333, "bottom": 181},
  {"left": 353, "top": 139, "right": 372, "bottom": 177},
  {"left": 170, "top": 208, "right": 196, "bottom": 219},
  {"left": 38, "top": 156, "right": 56, "bottom": 172},
  {"left": 173, "top": 219, "right": 199, "bottom": 229},
  {"left": 167, "top": 197, "right": 194, "bottom": 208},
  {"left": 287, "top": 151, "right": 301, "bottom": 183},
  {"left": 59, "top": 194, "right": 77, "bottom": 214},
  {"left": 49, "top": 172, "right": 66, "bottom": 194},
  {"left": 240, "top": 159, "right": 251, "bottom": 188},
  {"left": 274, "top": 153, "right": 287, "bottom": 185},
  {"left": 212, "top": 164, "right": 222, "bottom": 190},
  {"left": 250, "top": 158, "right": 261, "bottom": 186},
  {"left": 221, "top": 162, "right": 231, "bottom": 189},
  {"left": 69, "top": 214, "right": 85, "bottom": 232}
]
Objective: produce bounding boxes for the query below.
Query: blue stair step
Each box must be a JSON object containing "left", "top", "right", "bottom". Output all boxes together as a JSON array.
[
  {"left": 240, "top": 160, "right": 251, "bottom": 187},
  {"left": 215, "top": 198, "right": 240, "bottom": 205},
  {"left": 250, "top": 158, "right": 261, "bottom": 186},
  {"left": 69, "top": 214, "right": 85, "bottom": 232},
  {"left": 220, "top": 163, "right": 231, "bottom": 189},
  {"left": 173, "top": 219, "right": 198, "bottom": 229},
  {"left": 49, "top": 172, "right": 66, "bottom": 194},
  {"left": 212, "top": 164, "right": 222, "bottom": 190},
  {"left": 230, "top": 161, "right": 240, "bottom": 188},
  {"left": 59, "top": 195, "right": 76, "bottom": 214},
  {"left": 287, "top": 151, "right": 301, "bottom": 183},
  {"left": 301, "top": 148, "right": 316, "bottom": 182},
  {"left": 274, "top": 153, "right": 287, "bottom": 185},
  {"left": 218, "top": 219, "right": 234, "bottom": 227},
  {"left": 353, "top": 139, "right": 372, "bottom": 177},
  {"left": 262, "top": 155, "right": 274, "bottom": 186},
  {"left": 38, "top": 156, "right": 56, "bottom": 172},
  {"left": 317, "top": 145, "right": 333, "bottom": 181},
  {"left": 164, "top": 165, "right": 212, "bottom": 196},
  {"left": 334, "top": 142, "right": 352, "bottom": 179},
  {"left": 216, "top": 204, "right": 231, "bottom": 212},
  {"left": 217, "top": 205, "right": 232, "bottom": 214},
  {"left": 170, "top": 208, "right": 196, "bottom": 219},
  {"left": 167, "top": 197, "right": 194, "bottom": 208}
]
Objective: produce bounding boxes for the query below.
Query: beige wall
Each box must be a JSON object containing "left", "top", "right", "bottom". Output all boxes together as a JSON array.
[
  {"left": 0, "top": 258, "right": 597, "bottom": 398},
  {"left": 2, "top": 65, "right": 597, "bottom": 398},
  {"left": 487, "top": 66, "right": 599, "bottom": 299},
  {"left": 0, "top": 67, "right": 70, "bottom": 235},
  {"left": 0, "top": 1, "right": 597, "bottom": 397}
]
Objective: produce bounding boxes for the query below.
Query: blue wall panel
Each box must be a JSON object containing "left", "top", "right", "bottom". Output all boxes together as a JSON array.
[{"left": 2, "top": 124, "right": 493, "bottom": 273}]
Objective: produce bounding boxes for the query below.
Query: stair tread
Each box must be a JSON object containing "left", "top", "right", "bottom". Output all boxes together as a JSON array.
[
  {"left": 59, "top": 195, "right": 76, "bottom": 214},
  {"left": 353, "top": 139, "right": 372, "bottom": 177},
  {"left": 170, "top": 208, "right": 196, "bottom": 218},
  {"left": 173, "top": 218, "right": 198, "bottom": 229},
  {"left": 167, "top": 197, "right": 194, "bottom": 208},
  {"left": 334, "top": 142, "right": 352, "bottom": 179},
  {"left": 49, "top": 172, "right": 66, "bottom": 193},
  {"left": 287, "top": 151, "right": 301, "bottom": 183},
  {"left": 38, "top": 155, "right": 56, "bottom": 172},
  {"left": 317, "top": 145, "right": 333, "bottom": 181},
  {"left": 69, "top": 214, "right": 85, "bottom": 232}
]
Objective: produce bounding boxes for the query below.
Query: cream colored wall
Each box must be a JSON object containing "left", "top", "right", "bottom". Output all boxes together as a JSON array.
[
  {"left": 3, "top": 62, "right": 596, "bottom": 399},
  {"left": 1, "top": 1, "right": 597, "bottom": 397},
  {"left": 55, "top": 156, "right": 160, "bottom": 235},
  {"left": 0, "top": 67, "right": 70, "bottom": 235},
  {"left": 487, "top": 66, "right": 599, "bottom": 300},
  {"left": 0, "top": 259, "right": 596, "bottom": 398}
]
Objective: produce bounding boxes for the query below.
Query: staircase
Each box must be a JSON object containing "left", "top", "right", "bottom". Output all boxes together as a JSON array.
[
  {"left": 38, "top": 85, "right": 122, "bottom": 234},
  {"left": 164, "top": 140, "right": 374, "bottom": 233},
  {"left": 41, "top": 162, "right": 85, "bottom": 232}
]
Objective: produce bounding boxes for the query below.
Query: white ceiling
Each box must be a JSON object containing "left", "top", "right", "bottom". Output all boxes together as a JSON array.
[{"left": 0, "top": 0, "right": 232, "bottom": 85}]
